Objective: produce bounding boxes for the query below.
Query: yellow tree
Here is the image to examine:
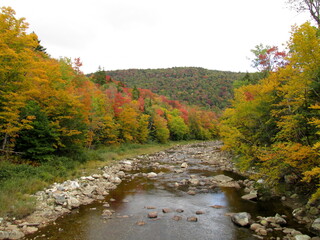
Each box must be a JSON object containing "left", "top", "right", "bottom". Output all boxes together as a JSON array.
[{"left": 0, "top": 7, "right": 39, "bottom": 154}]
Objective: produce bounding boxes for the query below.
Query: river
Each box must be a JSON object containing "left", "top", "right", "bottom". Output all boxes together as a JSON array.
[{"left": 24, "top": 142, "right": 310, "bottom": 240}]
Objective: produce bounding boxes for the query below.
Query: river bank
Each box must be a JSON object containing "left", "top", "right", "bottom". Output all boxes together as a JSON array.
[{"left": 0, "top": 141, "right": 319, "bottom": 239}]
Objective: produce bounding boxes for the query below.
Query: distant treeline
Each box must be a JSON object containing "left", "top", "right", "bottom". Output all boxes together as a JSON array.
[{"left": 89, "top": 67, "right": 245, "bottom": 111}]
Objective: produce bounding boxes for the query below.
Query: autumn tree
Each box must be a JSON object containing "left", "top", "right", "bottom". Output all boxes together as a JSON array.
[{"left": 287, "top": 0, "right": 320, "bottom": 28}]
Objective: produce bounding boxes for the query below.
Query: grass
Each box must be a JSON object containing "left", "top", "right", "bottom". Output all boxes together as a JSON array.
[{"left": 0, "top": 140, "right": 198, "bottom": 219}]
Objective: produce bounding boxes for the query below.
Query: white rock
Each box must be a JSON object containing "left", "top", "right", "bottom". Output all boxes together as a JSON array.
[
  {"left": 212, "top": 174, "right": 233, "bottom": 183},
  {"left": 294, "top": 235, "right": 311, "bottom": 240},
  {"left": 147, "top": 172, "right": 158, "bottom": 178},
  {"left": 102, "top": 173, "right": 110, "bottom": 179},
  {"left": 181, "top": 162, "right": 188, "bottom": 168}
]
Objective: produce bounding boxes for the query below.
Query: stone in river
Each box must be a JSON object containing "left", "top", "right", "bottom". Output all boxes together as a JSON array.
[
  {"left": 231, "top": 212, "right": 251, "bottom": 227},
  {"left": 162, "top": 208, "right": 172, "bottom": 213},
  {"left": 148, "top": 212, "right": 158, "bottom": 218},
  {"left": 172, "top": 216, "right": 182, "bottom": 221},
  {"left": 196, "top": 210, "right": 204, "bottom": 215},
  {"left": 136, "top": 221, "right": 146, "bottom": 226},
  {"left": 241, "top": 193, "right": 258, "bottom": 201},
  {"left": 187, "top": 216, "right": 198, "bottom": 222}
]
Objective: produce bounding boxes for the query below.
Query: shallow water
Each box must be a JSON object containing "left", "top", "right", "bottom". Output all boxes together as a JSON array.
[{"left": 25, "top": 145, "right": 310, "bottom": 240}]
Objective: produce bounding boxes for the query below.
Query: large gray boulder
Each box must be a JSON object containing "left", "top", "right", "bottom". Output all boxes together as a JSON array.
[{"left": 231, "top": 212, "right": 252, "bottom": 227}]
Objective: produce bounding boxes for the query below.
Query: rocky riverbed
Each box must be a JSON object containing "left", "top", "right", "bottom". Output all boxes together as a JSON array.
[{"left": 0, "top": 141, "right": 319, "bottom": 240}]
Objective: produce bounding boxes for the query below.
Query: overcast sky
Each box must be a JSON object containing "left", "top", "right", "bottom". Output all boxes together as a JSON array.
[{"left": 2, "top": 0, "right": 311, "bottom": 74}]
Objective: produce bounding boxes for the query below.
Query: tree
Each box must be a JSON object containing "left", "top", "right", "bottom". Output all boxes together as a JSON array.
[
  {"left": 287, "top": 0, "right": 320, "bottom": 28},
  {"left": 250, "top": 44, "right": 287, "bottom": 73}
]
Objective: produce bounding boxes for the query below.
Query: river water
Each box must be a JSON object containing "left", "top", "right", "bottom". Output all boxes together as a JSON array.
[{"left": 24, "top": 142, "right": 309, "bottom": 240}]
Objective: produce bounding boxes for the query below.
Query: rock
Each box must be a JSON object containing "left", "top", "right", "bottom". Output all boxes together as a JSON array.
[
  {"left": 67, "top": 197, "right": 80, "bottom": 209},
  {"left": 102, "top": 209, "right": 113, "bottom": 218},
  {"left": 110, "top": 176, "right": 122, "bottom": 184},
  {"left": 241, "top": 193, "right": 258, "bottom": 201},
  {"left": 22, "top": 226, "right": 38, "bottom": 235},
  {"left": 210, "top": 205, "right": 225, "bottom": 209},
  {"left": 176, "top": 209, "right": 184, "bottom": 213},
  {"left": 162, "top": 208, "right": 172, "bottom": 213},
  {"left": 0, "top": 231, "right": 9, "bottom": 240},
  {"left": 249, "top": 223, "right": 261, "bottom": 231},
  {"left": 147, "top": 172, "right": 158, "bottom": 178},
  {"left": 181, "top": 162, "right": 188, "bottom": 168},
  {"left": 117, "top": 171, "right": 126, "bottom": 178},
  {"left": 294, "top": 235, "right": 311, "bottom": 240},
  {"left": 311, "top": 218, "right": 320, "bottom": 234},
  {"left": 189, "top": 178, "right": 200, "bottom": 186},
  {"left": 82, "top": 186, "right": 96, "bottom": 196},
  {"left": 102, "top": 173, "right": 110, "bottom": 179},
  {"left": 274, "top": 214, "right": 287, "bottom": 225},
  {"left": 187, "top": 217, "right": 198, "bottom": 222},
  {"left": 92, "top": 174, "right": 101, "bottom": 179},
  {"left": 172, "top": 216, "right": 182, "bottom": 221},
  {"left": 187, "top": 190, "right": 196, "bottom": 195},
  {"left": 136, "top": 221, "right": 146, "bottom": 226},
  {"left": 231, "top": 212, "right": 251, "bottom": 227},
  {"left": 212, "top": 174, "right": 233, "bottom": 183},
  {"left": 309, "top": 207, "right": 319, "bottom": 215},
  {"left": 148, "top": 212, "right": 158, "bottom": 218},
  {"left": 8, "top": 230, "right": 25, "bottom": 239},
  {"left": 103, "top": 203, "right": 110, "bottom": 208},
  {"left": 293, "top": 208, "right": 305, "bottom": 218},
  {"left": 122, "top": 160, "right": 132, "bottom": 165},
  {"left": 196, "top": 210, "right": 204, "bottom": 215},
  {"left": 257, "top": 179, "right": 264, "bottom": 184},
  {"left": 53, "top": 193, "right": 67, "bottom": 205},
  {"left": 255, "top": 227, "right": 268, "bottom": 236},
  {"left": 145, "top": 206, "right": 156, "bottom": 209}
]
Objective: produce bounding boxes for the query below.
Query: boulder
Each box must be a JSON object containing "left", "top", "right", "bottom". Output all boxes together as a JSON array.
[
  {"left": 212, "top": 174, "right": 233, "bottom": 183},
  {"left": 241, "top": 193, "right": 258, "bottom": 201},
  {"left": 294, "top": 235, "right": 311, "bottom": 240},
  {"left": 231, "top": 212, "right": 251, "bottom": 227},
  {"left": 7, "top": 230, "right": 25, "bottom": 240},
  {"left": 0, "top": 231, "right": 9, "bottom": 240},
  {"left": 311, "top": 218, "right": 320, "bottom": 234}
]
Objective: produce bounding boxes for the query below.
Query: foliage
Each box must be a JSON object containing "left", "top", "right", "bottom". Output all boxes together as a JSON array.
[
  {"left": 0, "top": 7, "right": 218, "bottom": 164},
  {"left": 91, "top": 67, "right": 245, "bottom": 111},
  {"left": 220, "top": 22, "right": 320, "bottom": 201}
]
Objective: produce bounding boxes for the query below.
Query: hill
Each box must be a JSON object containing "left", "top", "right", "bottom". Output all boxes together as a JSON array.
[{"left": 91, "top": 67, "right": 245, "bottom": 111}]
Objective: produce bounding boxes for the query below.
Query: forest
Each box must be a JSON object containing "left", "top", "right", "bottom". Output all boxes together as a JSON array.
[
  {"left": 0, "top": 7, "right": 221, "bottom": 216},
  {"left": 220, "top": 22, "right": 320, "bottom": 202},
  {"left": 92, "top": 67, "right": 245, "bottom": 111}
]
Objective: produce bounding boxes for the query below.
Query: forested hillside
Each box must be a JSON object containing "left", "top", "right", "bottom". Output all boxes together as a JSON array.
[
  {"left": 220, "top": 22, "right": 320, "bottom": 201},
  {"left": 90, "top": 68, "right": 245, "bottom": 111},
  {"left": 0, "top": 7, "right": 217, "bottom": 163}
]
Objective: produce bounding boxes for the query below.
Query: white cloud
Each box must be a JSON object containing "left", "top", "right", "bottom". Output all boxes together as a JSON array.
[{"left": 1, "top": 0, "right": 311, "bottom": 73}]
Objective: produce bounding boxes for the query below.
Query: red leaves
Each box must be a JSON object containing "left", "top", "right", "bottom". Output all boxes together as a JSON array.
[{"left": 244, "top": 91, "right": 254, "bottom": 101}]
